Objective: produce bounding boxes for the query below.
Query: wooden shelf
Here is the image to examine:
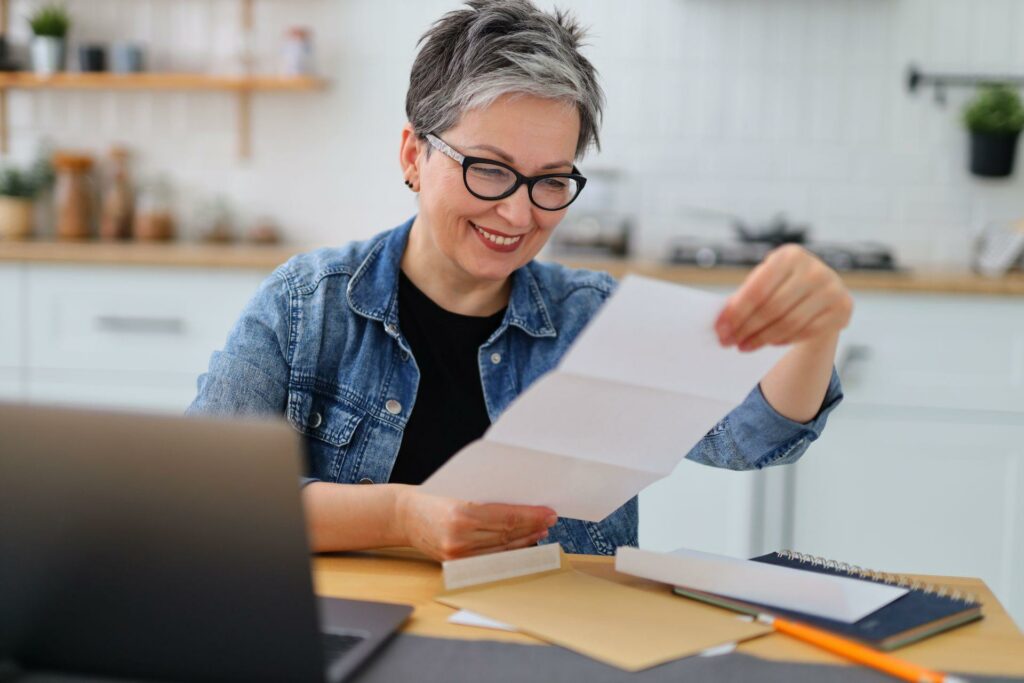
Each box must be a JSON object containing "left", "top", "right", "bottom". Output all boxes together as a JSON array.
[
  {"left": 0, "top": 0, "right": 325, "bottom": 159},
  {"left": 0, "top": 72, "right": 327, "bottom": 91},
  {"left": 0, "top": 71, "right": 327, "bottom": 158}
]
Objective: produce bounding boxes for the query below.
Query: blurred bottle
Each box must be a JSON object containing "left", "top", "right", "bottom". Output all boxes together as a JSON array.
[
  {"left": 53, "top": 152, "right": 95, "bottom": 241},
  {"left": 196, "top": 195, "right": 234, "bottom": 243},
  {"left": 133, "top": 177, "right": 175, "bottom": 242},
  {"left": 281, "top": 27, "right": 314, "bottom": 76},
  {"left": 100, "top": 146, "right": 134, "bottom": 240}
]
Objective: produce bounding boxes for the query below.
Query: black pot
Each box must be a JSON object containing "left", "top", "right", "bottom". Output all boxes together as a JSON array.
[
  {"left": 78, "top": 44, "right": 107, "bottom": 72},
  {"left": 969, "top": 130, "right": 1020, "bottom": 178}
]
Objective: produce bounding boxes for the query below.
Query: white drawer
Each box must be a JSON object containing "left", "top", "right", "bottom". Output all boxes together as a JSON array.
[
  {"left": 0, "top": 264, "right": 24, "bottom": 369},
  {"left": 27, "top": 265, "right": 267, "bottom": 376},
  {"left": 27, "top": 368, "right": 201, "bottom": 413},
  {"left": 839, "top": 293, "right": 1024, "bottom": 414},
  {"left": 0, "top": 369, "right": 24, "bottom": 400}
]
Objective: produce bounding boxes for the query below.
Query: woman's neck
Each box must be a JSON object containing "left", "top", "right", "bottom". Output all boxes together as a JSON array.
[{"left": 400, "top": 217, "right": 511, "bottom": 317}]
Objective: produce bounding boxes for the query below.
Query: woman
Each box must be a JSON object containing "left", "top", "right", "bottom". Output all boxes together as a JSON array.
[{"left": 190, "top": 0, "right": 849, "bottom": 561}]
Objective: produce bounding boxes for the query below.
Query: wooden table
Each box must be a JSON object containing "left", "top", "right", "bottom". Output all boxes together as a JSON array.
[{"left": 313, "top": 549, "right": 1024, "bottom": 678}]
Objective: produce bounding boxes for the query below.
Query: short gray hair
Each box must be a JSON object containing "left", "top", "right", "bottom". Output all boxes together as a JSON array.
[{"left": 406, "top": 0, "right": 604, "bottom": 160}]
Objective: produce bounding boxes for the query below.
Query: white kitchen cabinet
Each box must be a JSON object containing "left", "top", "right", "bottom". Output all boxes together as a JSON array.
[
  {"left": 0, "top": 372, "right": 23, "bottom": 401},
  {"left": 23, "top": 264, "right": 265, "bottom": 411},
  {"left": 640, "top": 461, "right": 787, "bottom": 558},
  {"left": 27, "top": 369, "right": 204, "bottom": 414},
  {"left": 0, "top": 263, "right": 25, "bottom": 402},
  {"left": 791, "top": 292, "right": 1024, "bottom": 628},
  {"left": 837, "top": 293, "right": 1024, "bottom": 414},
  {"left": 0, "top": 263, "right": 24, "bottom": 371},
  {"left": 26, "top": 265, "right": 264, "bottom": 376}
]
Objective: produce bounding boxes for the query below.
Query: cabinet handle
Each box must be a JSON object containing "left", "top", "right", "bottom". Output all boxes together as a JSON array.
[
  {"left": 837, "top": 343, "right": 871, "bottom": 378},
  {"left": 94, "top": 315, "right": 186, "bottom": 335}
]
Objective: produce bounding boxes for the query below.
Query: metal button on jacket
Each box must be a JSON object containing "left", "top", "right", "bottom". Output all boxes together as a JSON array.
[
  {"left": 385, "top": 399, "right": 402, "bottom": 415},
  {"left": 358, "top": 477, "right": 374, "bottom": 485},
  {"left": 490, "top": 352, "right": 502, "bottom": 364},
  {"left": 309, "top": 411, "right": 322, "bottom": 428}
]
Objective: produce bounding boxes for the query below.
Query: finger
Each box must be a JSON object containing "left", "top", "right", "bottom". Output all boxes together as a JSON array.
[
  {"left": 728, "top": 273, "right": 812, "bottom": 348},
  {"left": 716, "top": 256, "right": 793, "bottom": 344},
  {"left": 467, "top": 502, "right": 556, "bottom": 535},
  {"left": 463, "top": 525, "right": 549, "bottom": 553},
  {"left": 741, "top": 278, "right": 852, "bottom": 350},
  {"left": 469, "top": 530, "right": 550, "bottom": 557},
  {"left": 737, "top": 292, "right": 828, "bottom": 351}
]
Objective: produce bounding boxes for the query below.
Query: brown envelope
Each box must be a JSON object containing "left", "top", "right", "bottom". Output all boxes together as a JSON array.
[{"left": 436, "top": 545, "right": 771, "bottom": 671}]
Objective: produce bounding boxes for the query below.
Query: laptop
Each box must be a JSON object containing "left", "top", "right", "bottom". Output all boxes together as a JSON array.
[{"left": 0, "top": 402, "right": 412, "bottom": 682}]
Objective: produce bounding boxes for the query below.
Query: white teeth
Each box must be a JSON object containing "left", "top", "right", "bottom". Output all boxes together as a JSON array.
[{"left": 473, "top": 224, "right": 522, "bottom": 246}]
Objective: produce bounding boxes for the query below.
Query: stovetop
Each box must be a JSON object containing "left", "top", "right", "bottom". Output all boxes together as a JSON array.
[
  {"left": 667, "top": 237, "right": 898, "bottom": 271},
  {"left": 666, "top": 212, "right": 900, "bottom": 272}
]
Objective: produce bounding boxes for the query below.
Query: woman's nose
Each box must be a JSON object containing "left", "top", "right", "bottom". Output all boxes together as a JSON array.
[{"left": 495, "top": 184, "right": 534, "bottom": 229}]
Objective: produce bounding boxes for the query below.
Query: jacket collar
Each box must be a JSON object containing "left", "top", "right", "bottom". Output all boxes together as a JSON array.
[{"left": 346, "top": 216, "right": 557, "bottom": 339}]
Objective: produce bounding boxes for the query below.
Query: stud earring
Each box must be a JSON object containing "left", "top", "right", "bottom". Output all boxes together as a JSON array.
[{"left": 404, "top": 179, "right": 413, "bottom": 189}]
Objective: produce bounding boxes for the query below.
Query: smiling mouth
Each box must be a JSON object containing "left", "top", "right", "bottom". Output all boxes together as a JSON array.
[{"left": 470, "top": 221, "right": 524, "bottom": 246}]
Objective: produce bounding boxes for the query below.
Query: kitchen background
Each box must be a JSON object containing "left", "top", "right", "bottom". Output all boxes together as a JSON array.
[
  {"left": 1, "top": 0, "right": 1023, "bottom": 631},
  {"left": 3, "top": 0, "right": 1024, "bottom": 259}
]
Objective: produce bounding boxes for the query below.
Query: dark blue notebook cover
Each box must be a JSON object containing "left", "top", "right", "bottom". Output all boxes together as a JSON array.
[{"left": 673, "top": 551, "right": 982, "bottom": 650}]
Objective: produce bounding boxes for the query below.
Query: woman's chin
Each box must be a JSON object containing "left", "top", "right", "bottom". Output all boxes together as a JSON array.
[{"left": 462, "top": 259, "right": 520, "bottom": 283}]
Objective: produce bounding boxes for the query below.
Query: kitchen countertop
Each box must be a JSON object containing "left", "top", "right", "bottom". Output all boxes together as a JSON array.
[{"left": 1, "top": 240, "right": 1023, "bottom": 296}]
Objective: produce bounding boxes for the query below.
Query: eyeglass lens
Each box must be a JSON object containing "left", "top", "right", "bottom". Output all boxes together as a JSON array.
[{"left": 465, "top": 162, "right": 580, "bottom": 210}]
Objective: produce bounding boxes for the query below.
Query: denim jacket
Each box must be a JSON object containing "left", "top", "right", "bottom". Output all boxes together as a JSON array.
[{"left": 189, "top": 217, "right": 843, "bottom": 555}]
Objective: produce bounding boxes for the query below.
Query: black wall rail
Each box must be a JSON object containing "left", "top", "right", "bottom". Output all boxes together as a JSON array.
[{"left": 906, "top": 63, "right": 1024, "bottom": 105}]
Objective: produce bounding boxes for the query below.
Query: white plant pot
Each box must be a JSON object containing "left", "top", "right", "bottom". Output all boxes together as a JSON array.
[{"left": 31, "top": 36, "right": 65, "bottom": 75}]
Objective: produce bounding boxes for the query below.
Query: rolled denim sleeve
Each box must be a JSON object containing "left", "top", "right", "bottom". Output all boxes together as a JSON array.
[
  {"left": 186, "top": 270, "right": 318, "bottom": 488},
  {"left": 685, "top": 367, "right": 843, "bottom": 470},
  {"left": 187, "top": 270, "right": 291, "bottom": 417}
]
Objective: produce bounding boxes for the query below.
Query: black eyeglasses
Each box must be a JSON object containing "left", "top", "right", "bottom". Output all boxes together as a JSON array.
[{"left": 425, "top": 133, "right": 586, "bottom": 211}]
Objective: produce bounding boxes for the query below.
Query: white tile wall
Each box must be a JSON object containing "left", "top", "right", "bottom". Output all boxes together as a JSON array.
[{"left": 7, "top": 0, "right": 1024, "bottom": 267}]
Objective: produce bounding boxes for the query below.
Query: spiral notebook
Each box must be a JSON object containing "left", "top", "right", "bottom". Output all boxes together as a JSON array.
[{"left": 672, "top": 550, "right": 983, "bottom": 651}]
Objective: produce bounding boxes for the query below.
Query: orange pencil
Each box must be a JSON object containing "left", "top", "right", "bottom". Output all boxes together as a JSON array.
[{"left": 757, "top": 614, "right": 968, "bottom": 683}]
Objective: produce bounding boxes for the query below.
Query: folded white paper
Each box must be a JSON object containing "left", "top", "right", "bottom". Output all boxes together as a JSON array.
[
  {"left": 421, "top": 275, "right": 787, "bottom": 521},
  {"left": 448, "top": 609, "right": 517, "bottom": 632},
  {"left": 616, "top": 546, "right": 908, "bottom": 624}
]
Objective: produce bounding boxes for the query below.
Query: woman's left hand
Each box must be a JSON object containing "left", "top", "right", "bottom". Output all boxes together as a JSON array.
[{"left": 714, "top": 244, "right": 853, "bottom": 352}]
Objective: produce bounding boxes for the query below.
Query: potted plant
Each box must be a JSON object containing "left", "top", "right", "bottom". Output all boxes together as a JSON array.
[
  {"left": 963, "top": 84, "right": 1024, "bottom": 178},
  {"left": 0, "top": 167, "right": 39, "bottom": 239},
  {"left": 28, "top": 3, "right": 71, "bottom": 75}
]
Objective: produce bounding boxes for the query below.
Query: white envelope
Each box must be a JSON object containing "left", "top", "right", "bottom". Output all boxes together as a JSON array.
[{"left": 616, "top": 546, "right": 908, "bottom": 623}]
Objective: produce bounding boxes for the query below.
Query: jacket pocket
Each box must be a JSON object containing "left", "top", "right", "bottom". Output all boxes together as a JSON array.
[{"left": 286, "top": 388, "right": 363, "bottom": 480}]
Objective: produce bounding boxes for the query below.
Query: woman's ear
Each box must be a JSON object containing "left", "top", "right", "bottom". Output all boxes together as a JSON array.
[{"left": 399, "top": 123, "right": 422, "bottom": 191}]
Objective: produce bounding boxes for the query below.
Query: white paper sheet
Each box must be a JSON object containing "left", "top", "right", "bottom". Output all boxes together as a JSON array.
[
  {"left": 421, "top": 275, "right": 787, "bottom": 522},
  {"left": 616, "top": 547, "right": 908, "bottom": 624},
  {"left": 448, "top": 609, "right": 517, "bottom": 632}
]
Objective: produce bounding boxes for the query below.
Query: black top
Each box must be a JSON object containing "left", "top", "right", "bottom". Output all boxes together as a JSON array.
[{"left": 387, "top": 271, "right": 506, "bottom": 485}]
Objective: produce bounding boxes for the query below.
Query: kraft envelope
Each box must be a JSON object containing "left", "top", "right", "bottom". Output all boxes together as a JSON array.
[{"left": 436, "top": 544, "right": 771, "bottom": 672}]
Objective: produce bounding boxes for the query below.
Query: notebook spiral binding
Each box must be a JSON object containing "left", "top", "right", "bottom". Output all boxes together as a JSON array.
[{"left": 777, "top": 550, "right": 978, "bottom": 605}]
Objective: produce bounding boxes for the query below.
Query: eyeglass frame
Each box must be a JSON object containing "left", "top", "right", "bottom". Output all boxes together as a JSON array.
[{"left": 424, "top": 133, "right": 587, "bottom": 211}]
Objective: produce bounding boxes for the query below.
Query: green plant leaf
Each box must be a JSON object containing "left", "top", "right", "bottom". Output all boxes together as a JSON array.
[
  {"left": 963, "top": 84, "right": 1024, "bottom": 134},
  {"left": 28, "top": 3, "right": 71, "bottom": 38}
]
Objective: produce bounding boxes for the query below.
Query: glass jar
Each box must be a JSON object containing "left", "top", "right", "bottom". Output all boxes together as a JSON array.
[
  {"left": 133, "top": 177, "right": 176, "bottom": 242},
  {"left": 53, "top": 152, "right": 95, "bottom": 241},
  {"left": 100, "top": 146, "right": 134, "bottom": 241}
]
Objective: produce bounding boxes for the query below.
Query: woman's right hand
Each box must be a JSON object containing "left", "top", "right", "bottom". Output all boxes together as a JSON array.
[{"left": 395, "top": 487, "right": 557, "bottom": 561}]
